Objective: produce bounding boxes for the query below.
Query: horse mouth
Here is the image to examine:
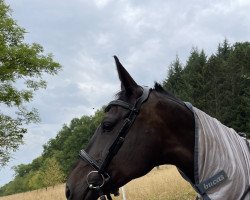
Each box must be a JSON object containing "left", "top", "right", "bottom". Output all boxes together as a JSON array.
[{"left": 66, "top": 185, "right": 97, "bottom": 200}]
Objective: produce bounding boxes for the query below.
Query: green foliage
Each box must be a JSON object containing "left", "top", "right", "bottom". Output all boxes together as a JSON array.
[
  {"left": 42, "top": 109, "right": 104, "bottom": 175},
  {"left": 163, "top": 40, "right": 250, "bottom": 137},
  {"left": 40, "top": 157, "right": 65, "bottom": 188},
  {"left": 0, "top": 109, "right": 104, "bottom": 196},
  {"left": 0, "top": 0, "right": 61, "bottom": 166},
  {"left": 12, "top": 163, "right": 33, "bottom": 177},
  {"left": 27, "top": 170, "right": 44, "bottom": 190}
]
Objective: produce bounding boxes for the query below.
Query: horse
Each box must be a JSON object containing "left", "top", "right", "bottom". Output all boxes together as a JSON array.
[{"left": 66, "top": 56, "right": 250, "bottom": 200}]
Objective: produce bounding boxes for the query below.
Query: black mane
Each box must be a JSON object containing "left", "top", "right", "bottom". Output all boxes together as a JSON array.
[
  {"left": 154, "top": 82, "right": 176, "bottom": 98},
  {"left": 153, "top": 82, "right": 184, "bottom": 105}
]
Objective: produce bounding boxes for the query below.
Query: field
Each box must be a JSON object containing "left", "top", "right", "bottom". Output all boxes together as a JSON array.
[{"left": 0, "top": 166, "right": 196, "bottom": 200}]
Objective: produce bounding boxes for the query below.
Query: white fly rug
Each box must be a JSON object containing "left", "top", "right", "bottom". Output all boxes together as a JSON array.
[{"left": 191, "top": 106, "right": 250, "bottom": 200}]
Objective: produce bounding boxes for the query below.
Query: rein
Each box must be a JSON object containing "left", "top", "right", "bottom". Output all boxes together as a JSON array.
[{"left": 79, "top": 87, "right": 151, "bottom": 200}]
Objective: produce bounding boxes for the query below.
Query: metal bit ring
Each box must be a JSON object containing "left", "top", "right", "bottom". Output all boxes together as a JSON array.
[{"left": 86, "top": 171, "right": 105, "bottom": 189}]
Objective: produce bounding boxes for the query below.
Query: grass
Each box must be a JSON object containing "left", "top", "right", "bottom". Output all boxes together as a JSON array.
[
  {"left": 0, "top": 166, "right": 196, "bottom": 200},
  {"left": 0, "top": 185, "right": 65, "bottom": 200}
]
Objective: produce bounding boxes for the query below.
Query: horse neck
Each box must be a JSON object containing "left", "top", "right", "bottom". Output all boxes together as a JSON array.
[{"left": 152, "top": 92, "right": 195, "bottom": 183}]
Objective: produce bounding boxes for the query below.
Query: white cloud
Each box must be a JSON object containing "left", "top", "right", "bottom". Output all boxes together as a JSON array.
[{"left": 93, "top": 0, "right": 112, "bottom": 8}]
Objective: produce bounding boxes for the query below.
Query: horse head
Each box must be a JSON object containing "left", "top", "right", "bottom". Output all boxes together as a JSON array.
[{"left": 66, "top": 56, "right": 195, "bottom": 200}]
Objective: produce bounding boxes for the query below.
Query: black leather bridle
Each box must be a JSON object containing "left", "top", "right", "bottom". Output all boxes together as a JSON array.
[{"left": 79, "top": 87, "right": 151, "bottom": 200}]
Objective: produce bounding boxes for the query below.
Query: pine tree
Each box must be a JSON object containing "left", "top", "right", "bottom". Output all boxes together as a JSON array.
[{"left": 163, "top": 41, "right": 249, "bottom": 137}]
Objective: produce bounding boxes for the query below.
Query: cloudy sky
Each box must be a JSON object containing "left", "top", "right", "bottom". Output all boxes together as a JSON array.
[{"left": 1, "top": 0, "right": 250, "bottom": 186}]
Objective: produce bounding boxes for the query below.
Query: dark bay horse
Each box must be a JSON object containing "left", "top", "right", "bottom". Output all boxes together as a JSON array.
[{"left": 66, "top": 56, "right": 250, "bottom": 200}]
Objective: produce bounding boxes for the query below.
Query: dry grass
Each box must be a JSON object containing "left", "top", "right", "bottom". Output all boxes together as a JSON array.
[
  {"left": 113, "top": 166, "right": 195, "bottom": 200},
  {"left": 0, "top": 185, "right": 65, "bottom": 200},
  {"left": 0, "top": 166, "right": 196, "bottom": 200}
]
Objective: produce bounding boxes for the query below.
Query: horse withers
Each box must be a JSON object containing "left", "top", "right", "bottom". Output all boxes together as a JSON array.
[{"left": 66, "top": 56, "right": 250, "bottom": 200}]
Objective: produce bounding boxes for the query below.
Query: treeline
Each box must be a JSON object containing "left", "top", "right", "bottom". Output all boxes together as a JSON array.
[
  {"left": 0, "top": 110, "right": 104, "bottom": 196},
  {"left": 163, "top": 40, "right": 250, "bottom": 137},
  {"left": 0, "top": 41, "right": 249, "bottom": 196}
]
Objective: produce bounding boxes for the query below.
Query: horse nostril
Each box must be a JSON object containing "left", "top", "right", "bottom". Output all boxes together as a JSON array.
[{"left": 65, "top": 184, "right": 71, "bottom": 199}]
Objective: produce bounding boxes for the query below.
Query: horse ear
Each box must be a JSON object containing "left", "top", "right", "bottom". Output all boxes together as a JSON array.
[{"left": 114, "top": 56, "right": 138, "bottom": 94}]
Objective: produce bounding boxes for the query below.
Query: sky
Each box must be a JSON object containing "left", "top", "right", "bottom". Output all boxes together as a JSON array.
[{"left": 1, "top": 0, "right": 250, "bottom": 186}]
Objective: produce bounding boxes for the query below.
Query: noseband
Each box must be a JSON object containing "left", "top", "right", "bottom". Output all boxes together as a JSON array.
[{"left": 79, "top": 87, "right": 151, "bottom": 200}]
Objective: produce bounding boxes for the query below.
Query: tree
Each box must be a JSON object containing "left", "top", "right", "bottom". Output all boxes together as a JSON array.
[
  {"left": 0, "top": 109, "right": 104, "bottom": 196},
  {"left": 41, "top": 157, "right": 65, "bottom": 188},
  {"left": 27, "top": 170, "right": 44, "bottom": 190},
  {"left": 12, "top": 163, "right": 32, "bottom": 177},
  {"left": 224, "top": 42, "right": 250, "bottom": 133},
  {"left": 163, "top": 56, "right": 185, "bottom": 98},
  {"left": 182, "top": 48, "right": 207, "bottom": 108},
  {"left": 163, "top": 41, "right": 250, "bottom": 138},
  {"left": 0, "top": 0, "right": 61, "bottom": 166},
  {"left": 42, "top": 109, "right": 104, "bottom": 174}
]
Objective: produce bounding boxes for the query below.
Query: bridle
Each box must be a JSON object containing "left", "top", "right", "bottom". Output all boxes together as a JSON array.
[{"left": 79, "top": 87, "right": 151, "bottom": 200}]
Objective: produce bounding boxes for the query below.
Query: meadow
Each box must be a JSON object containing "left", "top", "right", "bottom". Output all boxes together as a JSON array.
[{"left": 0, "top": 166, "right": 196, "bottom": 200}]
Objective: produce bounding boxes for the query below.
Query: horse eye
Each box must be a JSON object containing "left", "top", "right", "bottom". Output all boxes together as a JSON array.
[{"left": 102, "top": 122, "right": 113, "bottom": 132}]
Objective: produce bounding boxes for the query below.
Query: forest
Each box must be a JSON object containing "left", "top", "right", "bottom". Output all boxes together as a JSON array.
[{"left": 0, "top": 40, "right": 249, "bottom": 196}]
